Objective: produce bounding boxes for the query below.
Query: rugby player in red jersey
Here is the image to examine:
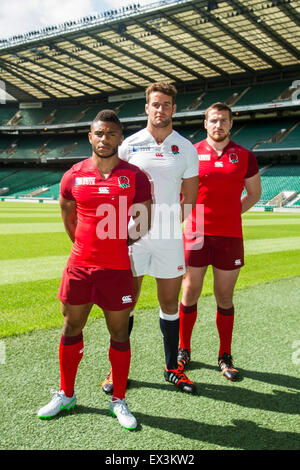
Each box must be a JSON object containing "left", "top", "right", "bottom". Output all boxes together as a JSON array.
[
  {"left": 178, "top": 102, "right": 261, "bottom": 380},
  {"left": 37, "top": 110, "right": 152, "bottom": 430}
]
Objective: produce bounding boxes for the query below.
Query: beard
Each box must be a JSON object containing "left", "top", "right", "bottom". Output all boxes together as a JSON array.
[
  {"left": 208, "top": 130, "right": 230, "bottom": 143},
  {"left": 93, "top": 145, "right": 119, "bottom": 159}
]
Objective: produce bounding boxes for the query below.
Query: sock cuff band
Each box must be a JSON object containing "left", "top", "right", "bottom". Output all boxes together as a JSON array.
[
  {"left": 159, "top": 309, "right": 179, "bottom": 321},
  {"left": 60, "top": 332, "right": 83, "bottom": 346},
  {"left": 180, "top": 302, "right": 197, "bottom": 314},
  {"left": 217, "top": 305, "right": 234, "bottom": 316},
  {"left": 110, "top": 338, "right": 130, "bottom": 351}
]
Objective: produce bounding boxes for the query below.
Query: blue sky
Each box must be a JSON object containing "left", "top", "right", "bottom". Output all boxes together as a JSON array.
[{"left": 0, "top": 0, "right": 154, "bottom": 39}]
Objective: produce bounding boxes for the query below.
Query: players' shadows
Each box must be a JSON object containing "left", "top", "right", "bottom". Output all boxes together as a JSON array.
[
  {"left": 73, "top": 405, "right": 299, "bottom": 449},
  {"left": 131, "top": 415, "right": 300, "bottom": 450},
  {"left": 190, "top": 359, "right": 300, "bottom": 390},
  {"left": 197, "top": 382, "right": 299, "bottom": 415},
  {"left": 127, "top": 374, "right": 300, "bottom": 415}
]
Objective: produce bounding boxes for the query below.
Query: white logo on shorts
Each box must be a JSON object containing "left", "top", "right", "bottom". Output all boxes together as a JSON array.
[
  {"left": 235, "top": 259, "right": 241, "bottom": 266},
  {"left": 122, "top": 295, "right": 132, "bottom": 304}
]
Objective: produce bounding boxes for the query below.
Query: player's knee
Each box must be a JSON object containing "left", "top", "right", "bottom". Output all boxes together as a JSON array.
[
  {"left": 182, "top": 283, "right": 201, "bottom": 305},
  {"left": 62, "top": 316, "right": 84, "bottom": 336},
  {"left": 215, "top": 294, "right": 233, "bottom": 310},
  {"left": 110, "top": 330, "right": 129, "bottom": 343},
  {"left": 159, "top": 300, "right": 178, "bottom": 315}
]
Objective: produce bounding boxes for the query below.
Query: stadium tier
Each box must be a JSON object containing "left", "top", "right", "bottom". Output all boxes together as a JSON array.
[
  {"left": 258, "top": 165, "right": 300, "bottom": 207},
  {"left": 232, "top": 119, "right": 300, "bottom": 151},
  {"left": 1, "top": 79, "right": 299, "bottom": 127},
  {"left": 1, "top": 118, "right": 299, "bottom": 163},
  {"left": 0, "top": 135, "right": 90, "bottom": 161},
  {"left": 0, "top": 167, "right": 64, "bottom": 199},
  {"left": 256, "top": 121, "right": 300, "bottom": 151},
  {"left": 1, "top": 159, "right": 300, "bottom": 206}
]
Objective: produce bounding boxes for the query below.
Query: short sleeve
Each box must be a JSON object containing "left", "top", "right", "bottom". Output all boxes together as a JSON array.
[
  {"left": 183, "top": 144, "right": 199, "bottom": 179},
  {"left": 133, "top": 170, "right": 152, "bottom": 204},
  {"left": 245, "top": 151, "right": 259, "bottom": 179},
  {"left": 118, "top": 140, "right": 129, "bottom": 162},
  {"left": 60, "top": 170, "right": 76, "bottom": 201}
]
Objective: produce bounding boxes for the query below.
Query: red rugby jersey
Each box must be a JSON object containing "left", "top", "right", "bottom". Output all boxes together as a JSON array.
[
  {"left": 185, "top": 139, "right": 259, "bottom": 239},
  {"left": 60, "top": 157, "right": 152, "bottom": 269}
]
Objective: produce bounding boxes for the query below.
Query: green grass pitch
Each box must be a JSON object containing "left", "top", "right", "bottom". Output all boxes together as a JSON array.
[{"left": 0, "top": 201, "right": 299, "bottom": 450}]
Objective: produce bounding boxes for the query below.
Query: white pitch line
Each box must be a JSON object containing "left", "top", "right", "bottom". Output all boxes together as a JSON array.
[
  {"left": 0, "top": 255, "right": 67, "bottom": 285},
  {"left": 244, "top": 237, "right": 300, "bottom": 254},
  {"left": 243, "top": 218, "right": 300, "bottom": 226},
  {"left": 0, "top": 223, "right": 64, "bottom": 234}
]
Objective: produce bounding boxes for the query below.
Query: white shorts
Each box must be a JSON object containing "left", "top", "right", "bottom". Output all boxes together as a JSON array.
[{"left": 129, "top": 238, "right": 185, "bottom": 279}]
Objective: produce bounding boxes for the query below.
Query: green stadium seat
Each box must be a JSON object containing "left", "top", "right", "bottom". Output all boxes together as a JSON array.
[
  {"left": 0, "top": 107, "right": 19, "bottom": 125},
  {"left": 233, "top": 120, "right": 293, "bottom": 150},
  {"left": 258, "top": 165, "right": 300, "bottom": 205},
  {"left": 255, "top": 120, "right": 299, "bottom": 150},
  {"left": 0, "top": 167, "right": 64, "bottom": 197},
  {"left": 236, "top": 80, "right": 294, "bottom": 106}
]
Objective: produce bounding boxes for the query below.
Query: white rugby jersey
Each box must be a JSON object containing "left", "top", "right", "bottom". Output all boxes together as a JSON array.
[{"left": 119, "top": 128, "right": 198, "bottom": 239}]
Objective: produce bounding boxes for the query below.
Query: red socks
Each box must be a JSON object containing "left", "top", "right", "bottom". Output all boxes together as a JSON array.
[
  {"left": 179, "top": 302, "right": 197, "bottom": 352},
  {"left": 59, "top": 333, "right": 84, "bottom": 397},
  {"left": 179, "top": 302, "right": 234, "bottom": 358},
  {"left": 109, "top": 338, "right": 131, "bottom": 401},
  {"left": 59, "top": 334, "right": 130, "bottom": 400},
  {"left": 216, "top": 306, "right": 234, "bottom": 357}
]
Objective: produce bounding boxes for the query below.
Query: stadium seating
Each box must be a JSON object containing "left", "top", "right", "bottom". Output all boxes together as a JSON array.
[
  {"left": 232, "top": 119, "right": 299, "bottom": 150},
  {"left": 257, "top": 164, "right": 300, "bottom": 206},
  {"left": 0, "top": 78, "right": 299, "bottom": 205},
  {"left": 0, "top": 107, "right": 19, "bottom": 126},
  {"left": 256, "top": 121, "right": 300, "bottom": 150},
  {"left": 0, "top": 167, "right": 64, "bottom": 197},
  {"left": 287, "top": 197, "right": 300, "bottom": 207},
  {"left": 0, "top": 79, "right": 298, "bottom": 128},
  {"left": 235, "top": 80, "right": 294, "bottom": 106}
]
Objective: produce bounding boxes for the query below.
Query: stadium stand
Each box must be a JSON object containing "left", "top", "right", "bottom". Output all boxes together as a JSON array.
[
  {"left": 0, "top": 167, "right": 64, "bottom": 199},
  {"left": 256, "top": 121, "right": 300, "bottom": 151},
  {"left": 232, "top": 119, "right": 300, "bottom": 151},
  {"left": 256, "top": 165, "right": 300, "bottom": 207},
  {"left": 0, "top": 0, "right": 299, "bottom": 208}
]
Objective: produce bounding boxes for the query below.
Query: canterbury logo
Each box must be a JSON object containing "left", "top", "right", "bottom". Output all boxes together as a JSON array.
[{"left": 122, "top": 295, "right": 132, "bottom": 304}]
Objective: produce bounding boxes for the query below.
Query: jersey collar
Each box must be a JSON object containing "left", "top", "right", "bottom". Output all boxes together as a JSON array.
[
  {"left": 205, "top": 139, "right": 232, "bottom": 159},
  {"left": 85, "top": 157, "right": 127, "bottom": 180},
  {"left": 146, "top": 128, "right": 175, "bottom": 146}
]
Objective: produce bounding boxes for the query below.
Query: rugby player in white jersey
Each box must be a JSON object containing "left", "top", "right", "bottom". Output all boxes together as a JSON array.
[{"left": 101, "top": 82, "right": 199, "bottom": 394}]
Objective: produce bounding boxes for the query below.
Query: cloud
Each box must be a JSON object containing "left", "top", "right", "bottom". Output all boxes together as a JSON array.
[
  {"left": 0, "top": 0, "right": 93, "bottom": 38},
  {"left": 0, "top": 0, "right": 154, "bottom": 39}
]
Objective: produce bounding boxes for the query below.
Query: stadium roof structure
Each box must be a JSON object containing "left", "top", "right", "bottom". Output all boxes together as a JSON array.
[{"left": 0, "top": 0, "right": 299, "bottom": 104}]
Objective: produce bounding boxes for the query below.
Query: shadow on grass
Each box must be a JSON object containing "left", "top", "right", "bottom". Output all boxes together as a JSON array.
[
  {"left": 74, "top": 404, "right": 299, "bottom": 450},
  {"left": 126, "top": 376, "right": 300, "bottom": 416},
  {"left": 189, "top": 360, "right": 300, "bottom": 391}
]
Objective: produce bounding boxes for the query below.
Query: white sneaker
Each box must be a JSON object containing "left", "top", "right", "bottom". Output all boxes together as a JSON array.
[
  {"left": 109, "top": 398, "right": 137, "bottom": 430},
  {"left": 37, "top": 390, "right": 76, "bottom": 419}
]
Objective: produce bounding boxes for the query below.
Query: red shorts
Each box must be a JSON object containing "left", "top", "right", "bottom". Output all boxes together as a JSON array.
[
  {"left": 58, "top": 266, "right": 135, "bottom": 311},
  {"left": 184, "top": 235, "right": 244, "bottom": 271}
]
